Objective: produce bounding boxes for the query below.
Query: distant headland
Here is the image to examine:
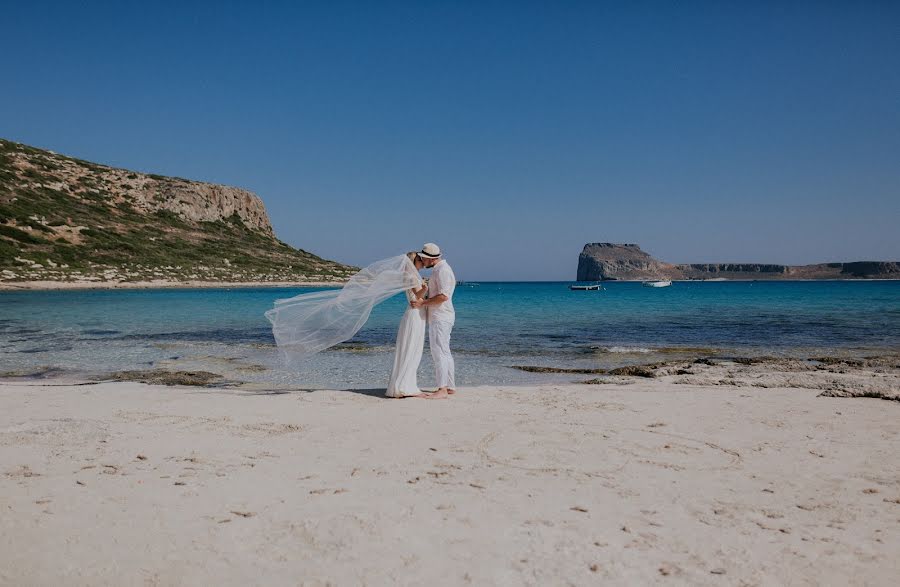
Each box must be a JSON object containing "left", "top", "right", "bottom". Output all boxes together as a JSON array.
[{"left": 577, "top": 243, "right": 900, "bottom": 281}]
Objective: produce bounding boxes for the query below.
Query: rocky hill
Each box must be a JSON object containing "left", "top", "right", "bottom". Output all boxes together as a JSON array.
[
  {"left": 577, "top": 243, "right": 900, "bottom": 281},
  {"left": 0, "top": 138, "right": 355, "bottom": 286},
  {"left": 576, "top": 243, "right": 670, "bottom": 281}
]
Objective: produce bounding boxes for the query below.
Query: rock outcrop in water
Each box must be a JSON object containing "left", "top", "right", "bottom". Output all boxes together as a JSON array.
[
  {"left": 577, "top": 243, "right": 675, "bottom": 281},
  {"left": 0, "top": 138, "right": 355, "bottom": 285},
  {"left": 577, "top": 243, "right": 900, "bottom": 281},
  {"left": 579, "top": 354, "right": 900, "bottom": 401}
]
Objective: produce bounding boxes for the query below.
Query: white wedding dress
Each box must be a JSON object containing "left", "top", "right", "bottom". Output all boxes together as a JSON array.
[
  {"left": 385, "top": 280, "right": 427, "bottom": 397},
  {"left": 265, "top": 255, "right": 422, "bottom": 366}
]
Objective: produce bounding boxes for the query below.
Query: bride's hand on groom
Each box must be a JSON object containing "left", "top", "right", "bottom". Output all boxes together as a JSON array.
[{"left": 410, "top": 299, "right": 424, "bottom": 308}]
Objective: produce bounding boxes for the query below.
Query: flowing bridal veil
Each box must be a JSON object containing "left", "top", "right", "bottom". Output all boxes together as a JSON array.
[{"left": 265, "top": 255, "right": 422, "bottom": 364}]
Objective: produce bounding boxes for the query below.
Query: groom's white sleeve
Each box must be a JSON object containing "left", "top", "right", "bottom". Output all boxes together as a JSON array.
[{"left": 437, "top": 271, "right": 455, "bottom": 298}]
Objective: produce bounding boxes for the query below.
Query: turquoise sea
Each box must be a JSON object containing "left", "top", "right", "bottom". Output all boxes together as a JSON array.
[{"left": 1, "top": 281, "right": 898, "bottom": 388}]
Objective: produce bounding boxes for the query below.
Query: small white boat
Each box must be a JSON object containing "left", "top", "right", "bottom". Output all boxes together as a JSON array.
[
  {"left": 570, "top": 283, "right": 604, "bottom": 291},
  {"left": 642, "top": 280, "right": 672, "bottom": 288}
]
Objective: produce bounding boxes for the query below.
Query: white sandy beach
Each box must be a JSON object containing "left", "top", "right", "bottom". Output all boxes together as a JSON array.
[{"left": 2, "top": 376, "right": 898, "bottom": 586}]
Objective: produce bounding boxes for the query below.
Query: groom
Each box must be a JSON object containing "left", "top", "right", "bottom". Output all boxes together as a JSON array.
[{"left": 410, "top": 243, "right": 456, "bottom": 398}]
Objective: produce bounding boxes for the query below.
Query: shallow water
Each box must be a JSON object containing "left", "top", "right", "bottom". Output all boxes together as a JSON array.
[{"left": 1, "top": 281, "right": 898, "bottom": 388}]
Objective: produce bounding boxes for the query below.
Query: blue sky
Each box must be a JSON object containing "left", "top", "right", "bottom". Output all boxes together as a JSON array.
[{"left": 3, "top": 1, "right": 898, "bottom": 280}]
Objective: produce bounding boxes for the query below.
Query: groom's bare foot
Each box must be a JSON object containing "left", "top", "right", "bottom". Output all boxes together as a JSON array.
[
  {"left": 425, "top": 389, "right": 450, "bottom": 399},
  {"left": 447, "top": 389, "right": 456, "bottom": 395}
]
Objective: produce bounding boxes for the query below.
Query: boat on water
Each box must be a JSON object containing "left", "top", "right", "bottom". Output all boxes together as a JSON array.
[
  {"left": 642, "top": 280, "right": 672, "bottom": 288},
  {"left": 569, "top": 283, "right": 604, "bottom": 291}
]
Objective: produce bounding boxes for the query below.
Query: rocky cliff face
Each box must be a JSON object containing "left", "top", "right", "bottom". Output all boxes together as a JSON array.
[
  {"left": 577, "top": 243, "right": 678, "bottom": 281},
  {"left": 136, "top": 178, "right": 274, "bottom": 235},
  {"left": 679, "top": 263, "right": 789, "bottom": 275},
  {"left": 0, "top": 138, "right": 354, "bottom": 284},
  {"left": 837, "top": 261, "right": 900, "bottom": 278},
  {"left": 577, "top": 243, "right": 899, "bottom": 281}
]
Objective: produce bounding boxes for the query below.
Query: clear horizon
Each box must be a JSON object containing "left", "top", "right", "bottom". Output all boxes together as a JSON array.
[{"left": 3, "top": 2, "right": 898, "bottom": 281}]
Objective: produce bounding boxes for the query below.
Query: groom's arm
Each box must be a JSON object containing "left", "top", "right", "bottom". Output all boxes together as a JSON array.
[{"left": 410, "top": 294, "right": 447, "bottom": 308}]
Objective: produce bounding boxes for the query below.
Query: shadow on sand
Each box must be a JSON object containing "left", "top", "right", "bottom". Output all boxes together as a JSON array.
[{"left": 191, "top": 386, "right": 396, "bottom": 399}]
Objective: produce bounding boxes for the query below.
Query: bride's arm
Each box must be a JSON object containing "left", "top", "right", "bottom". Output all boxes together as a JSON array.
[{"left": 412, "top": 281, "right": 428, "bottom": 299}]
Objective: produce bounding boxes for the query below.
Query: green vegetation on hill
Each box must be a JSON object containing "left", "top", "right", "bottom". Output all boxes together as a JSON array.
[{"left": 0, "top": 138, "right": 355, "bottom": 284}]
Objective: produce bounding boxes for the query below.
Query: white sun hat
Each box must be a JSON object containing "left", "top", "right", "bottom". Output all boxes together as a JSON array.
[{"left": 419, "top": 243, "right": 441, "bottom": 259}]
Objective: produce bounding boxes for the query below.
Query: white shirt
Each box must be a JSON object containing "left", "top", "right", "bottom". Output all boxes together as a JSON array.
[{"left": 427, "top": 260, "right": 456, "bottom": 322}]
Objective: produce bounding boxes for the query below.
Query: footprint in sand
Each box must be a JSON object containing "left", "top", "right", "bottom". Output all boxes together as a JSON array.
[
  {"left": 233, "top": 422, "right": 302, "bottom": 437},
  {"left": 4, "top": 465, "right": 41, "bottom": 478}
]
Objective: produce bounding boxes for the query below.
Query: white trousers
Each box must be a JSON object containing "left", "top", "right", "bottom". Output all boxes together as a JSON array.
[{"left": 429, "top": 318, "right": 455, "bottom": 390}]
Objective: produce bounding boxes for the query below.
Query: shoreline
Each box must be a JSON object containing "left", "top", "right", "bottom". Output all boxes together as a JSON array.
[
  {"left": 594, "top": 277, "right": 900, "bottom": 283},
  {"left": 4, "top": 353, "right": 897, "bottom": 399},
  {"left": 1, "top": 377, "right": 898, "bottom": 585}
]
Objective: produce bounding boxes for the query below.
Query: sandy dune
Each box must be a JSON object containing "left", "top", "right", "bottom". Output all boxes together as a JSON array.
[{"left": 1, "top": 379, "right": 898, "bottom": 585}]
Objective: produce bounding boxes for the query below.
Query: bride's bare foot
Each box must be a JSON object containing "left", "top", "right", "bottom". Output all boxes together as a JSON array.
[{"left": 447, "top": 389, "right": 456, "bottom": 395}]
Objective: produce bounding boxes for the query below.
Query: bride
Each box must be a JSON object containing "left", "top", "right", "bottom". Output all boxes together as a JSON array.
[
  {"left": 264, "top": 252, "right": 429, "bottom": 398},
  {"left": 385, "top": 253, "right": 428, "bottom": 397}
]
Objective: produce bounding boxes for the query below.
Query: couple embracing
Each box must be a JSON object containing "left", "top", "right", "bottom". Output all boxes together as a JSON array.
[
  {"left": 386, "top": 243, "right": 456, "bottom": 399},
  {"left": 265, "top": 243, "right": 457, "bottom": 398}
]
